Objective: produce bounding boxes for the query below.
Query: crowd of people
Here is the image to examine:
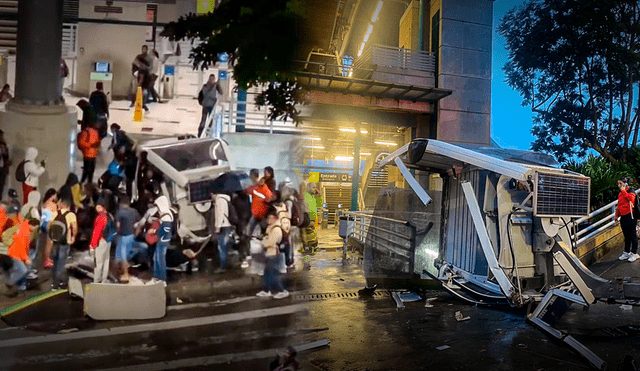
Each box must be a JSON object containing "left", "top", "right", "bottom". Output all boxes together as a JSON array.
[{"left": 0, "top": 123, "right": 318, "bottom": 298}]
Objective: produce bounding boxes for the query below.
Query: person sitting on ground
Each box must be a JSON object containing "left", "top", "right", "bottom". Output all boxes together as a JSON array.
[{"left": 0, "top": 84, "right": 12, "bottom": 102}]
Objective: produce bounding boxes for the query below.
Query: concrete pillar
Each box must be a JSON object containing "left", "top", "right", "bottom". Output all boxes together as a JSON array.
[
  {"left": 0, "top": 0, "right": 76, "bottom": 199},
  {"left": 14, "top": 0, "right": 64, "bottom": 106}
]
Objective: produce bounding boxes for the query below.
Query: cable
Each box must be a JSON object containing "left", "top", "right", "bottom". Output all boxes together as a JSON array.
[{"left": 560, "top": 217, "right": 576, "bottom": 251}]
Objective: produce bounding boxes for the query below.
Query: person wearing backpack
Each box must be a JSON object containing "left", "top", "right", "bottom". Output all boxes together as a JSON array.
[
  {"left": 616, "top": 177, "right": 640, "bottom": 262},
  {"left": 213, "top": 192, "right": 237, "bottom": 274},
  {"left": 18, "top": 147, "right": 46, "bottom": 205},
  {"left": 49, "top": 197, "right": 77, "bottom": 290},
  {"left": 256, "top": 207, "right": 290, "bottom": 299},
  {"left": 89, "top": 198, "right": 113, "bottom": 283}
]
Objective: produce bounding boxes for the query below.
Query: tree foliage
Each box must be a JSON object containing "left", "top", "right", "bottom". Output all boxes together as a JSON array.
[
  {"left": 499, "top": 0, "right": 640, "bottom": 164},
  {"left": 161, "top": 0, "right": 306, "bottom": 124},
  {"left": 564, "top": 154, "right": 633, "bottom": 210}
]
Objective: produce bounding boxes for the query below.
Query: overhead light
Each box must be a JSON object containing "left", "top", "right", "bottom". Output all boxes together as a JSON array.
[
  {"left": 353, "top": 152, "right": 371, "bottom": 156},
  {"left": 335, "top": 156, "right": 354, "bottom": 161},
  {"left": 348, "top": 70, "right": 353, "bottom": 78},
  {"left": 357, "top": 42, "right": 365, "bottom": 57},
  {"left": 339, "top": 128, "right": 368, "bottom": 134},
  {"left": 303, "top": 137, "right": 321, "bottom": 141},
  {"left": 371, "top": 1, "right": 383, "bottom": 23},
  {"left": 304, "top": 145, "right": 325, "bottom": 149},
  {"left": 363, "top": 24, "right": 373, "bottom": 43},
  {"left": 375, "top": 141, "right": 397, "bottom": 146}
]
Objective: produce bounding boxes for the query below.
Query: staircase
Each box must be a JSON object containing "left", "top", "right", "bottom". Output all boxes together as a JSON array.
[
  {"left": 363, "top": 168, "right": 388, "bottom": 210},
  {"left": 323, "top": 185, "right": 352, "bottom": 225}
]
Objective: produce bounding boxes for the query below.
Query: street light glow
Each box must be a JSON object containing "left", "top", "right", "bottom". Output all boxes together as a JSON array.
[
  {"left": 375, "top": 141, "right": 397, "bottom": 146},
  {"left": 371, "top": 1, "right": 383, "bottom": 23}
]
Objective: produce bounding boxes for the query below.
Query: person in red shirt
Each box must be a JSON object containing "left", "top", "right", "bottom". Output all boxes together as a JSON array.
[
  {"left": 615, "top": 177, "right": 639, "bottom": 262},
  {"left": 89, "top": 199, "right": 111, "bottom": 283},
  {"left": 7, "top": 217, "right": 38, "bottom": 292},
  {"left": 247, "top": 178, "right": 274, "bottom": 237}
]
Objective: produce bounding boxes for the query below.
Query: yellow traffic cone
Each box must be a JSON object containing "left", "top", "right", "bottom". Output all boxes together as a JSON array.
[{"left": 133, "top": 86, "right": 143, "bottom": 121}]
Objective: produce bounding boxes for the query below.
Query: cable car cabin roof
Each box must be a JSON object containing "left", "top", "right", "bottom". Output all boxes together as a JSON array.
[
  {"left": 378, "top": 139, "right": 574, "bottom": 181},
  {"left": 140, "top": 137, "right": 231, "bottom": 188}
]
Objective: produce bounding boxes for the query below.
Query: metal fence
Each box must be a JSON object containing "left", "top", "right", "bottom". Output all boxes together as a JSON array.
[
  {"left": 342, "top": 211, "right": 417, "bottom": 272},
  {"left": 355, "top": 44, "right": 436, "bottom": 73},
  {"left": 569, "top": 189, "right": 640, "bottom": 247}
]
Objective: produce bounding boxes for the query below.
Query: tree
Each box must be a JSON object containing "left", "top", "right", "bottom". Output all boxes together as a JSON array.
[
  {"left": 161, "top": 0, "right": 306, "bottom": 124},
  {"left": 499, "top": 0, "right": 640, "bottom": 164}
]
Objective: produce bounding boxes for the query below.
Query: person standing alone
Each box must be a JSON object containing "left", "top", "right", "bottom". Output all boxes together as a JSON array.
[
  {"left": 197, "top": 74, "right": 223, "bottom": 137},
  {"left": 77, "top": 121, "right": 101, "bottom": 184},
  {"left": 616, "top": 177, "right": 640, "bottom": 262}
]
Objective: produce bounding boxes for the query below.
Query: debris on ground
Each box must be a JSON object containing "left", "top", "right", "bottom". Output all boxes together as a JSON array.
[
  {"left": 57, "top": 328, "right": 79, "bottom": 334},
  {"left": 436, "top": 345, "right": 450, "bottom": 351},
  {"left": 620, "top": 304, "right": 633, "bottom": 311},
  {"left": 455, "top": 311, "right": 470, "bottom": 322},
  {"left": 400, "top": 292, "right": 421, "bottom": 303},
  {"left": 495, "top": 329, "right": 505, "bottom": 334},
  {"left": 425, "top": 297, "right": 437, "bottom": 308}
]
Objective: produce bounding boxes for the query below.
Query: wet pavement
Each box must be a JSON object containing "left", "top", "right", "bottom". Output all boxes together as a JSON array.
[{"left": 0, "top": 225, "right": 640, "bottom": 370}]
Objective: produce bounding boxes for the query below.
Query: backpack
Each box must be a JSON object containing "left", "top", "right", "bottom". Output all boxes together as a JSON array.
[
  {"left": 15, "top": 159, "right": 29, "bottom": 182},
  {"left": 225, "top": 197, "right": 239, "bottom": 228},
  {"left": 102, "top": 213, "right": 117, "bottom": 243},
  {"left": 289, "top": 198, "right": 310, "bottom": 228},
  {"left": 161, "top": 209, "right": 179, "bottom": 243},
  {"left": 1, "top": 224, "right": 19, "bottom": 248},
  {"left": 49, "top": 210, "right": 71, "bottom": 244}
]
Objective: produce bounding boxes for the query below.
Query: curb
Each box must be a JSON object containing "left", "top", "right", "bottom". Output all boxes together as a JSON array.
[{"left": 0, "top": 289, "right": 68, "bottom": 318}]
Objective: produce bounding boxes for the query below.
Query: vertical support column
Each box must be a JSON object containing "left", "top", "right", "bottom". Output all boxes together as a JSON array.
[
  {"left": 13, "top": 0, "right": 64, "bottom": 106},
  {"left": 350, "top": 122, "right": 362, "bottom": 211},
  {"left": 418, "top": 0, "right": 425, "bottom": 50}
]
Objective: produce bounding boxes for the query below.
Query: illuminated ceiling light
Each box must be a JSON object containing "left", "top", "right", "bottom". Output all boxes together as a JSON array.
[
  {"left": 348, "top": 70, "right": 353, "bottom": 77},
  {"left": 303, "top": 145, "right": 325, "bottom": 149},
  {"left": 371, "top": 1, "right": 383, "bottom": 23},
  {"left": 303, "top": 137, "right": 321, "bottom": 141},
  {"left": 363, "top": 24, "right": 374, "bottom": 43},
  {"left": 357, "top": 42, "right": 365, "bottom": 57},
  {"left": 335, "top": 156, "right": 354, "bottom": 161},
  {"left": 375, "top": 141, "right": 397, "bottom": 146},
  {"left": 339, "top": 128, "right": 368, "bottom": 134},
  {"left": 354, "top": 152, "right": 372, "bottom": 156}
]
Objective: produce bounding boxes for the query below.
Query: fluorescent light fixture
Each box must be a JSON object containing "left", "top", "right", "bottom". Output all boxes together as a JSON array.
[
  {"left": 375, "top": 141, "right": 397, "bottom": 146},
  {"left": 363, "top": 24, "right": 373, "bottom": 43},
  {"left": 335, "top": 156, "right": 354, "bottom": 161},
  {"left": 303, "top": 145, "right": 325, "bottom": 149},
  {"left": 371, "top": 1, "right": 383, "bottom": 23},
  {"left": 357, "top": 42, "right": 365, "bottom": 57},
  {"left": 348, "top": 70, "right": 353, "bottom": 77},
  {"left": 303, "top": 137, "right": 321, "bottom": 141},
  {"left": 360, "top": 152, "right": 371, "bottom": 155},
  {"left": 339, "top": 128, "right": 368, "bottom": 134}
]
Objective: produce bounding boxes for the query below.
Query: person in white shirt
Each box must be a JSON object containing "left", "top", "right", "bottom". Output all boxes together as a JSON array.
[
  {"left": 148, "top": 50, "right": 163, "bottom": 103},
  {"left": 213, "top": 193, "right": 233, "bottom": 273},
  {"left": 21, "top": 147, "right": 46, "bottom": 205}
]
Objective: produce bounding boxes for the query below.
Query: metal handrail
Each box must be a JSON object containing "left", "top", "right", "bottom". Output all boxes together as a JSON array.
[{"left": 569, "top": 189, "right": 640, "bottom": 247}]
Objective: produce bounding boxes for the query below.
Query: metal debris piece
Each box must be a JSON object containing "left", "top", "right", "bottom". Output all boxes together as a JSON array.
[
  {"left": 620, "top": 304, "right": 633, "bottom": 311},
  {"left": 455, "top": 311, "right": 470, "bottom": 322},
  {"left": 425, "top": 297, "right": 437, "bottom": 308},
  {"left": 436, "top": 345, "right": 450, "bottom": 351},
  {"left": 293, "top": 338, "right": 331, "bottom": 352},
  {"left": 400, "top": 292, "right": 421, "bottom": 303},
  {"left": 391, "top": 291, "right": 404, "bottom": 309},
  {"left": 495, "top": 329, "right": 505, "bottom": 334},
  {"left": 57, "top": 328, "right": 79, "bottom": 334}
]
